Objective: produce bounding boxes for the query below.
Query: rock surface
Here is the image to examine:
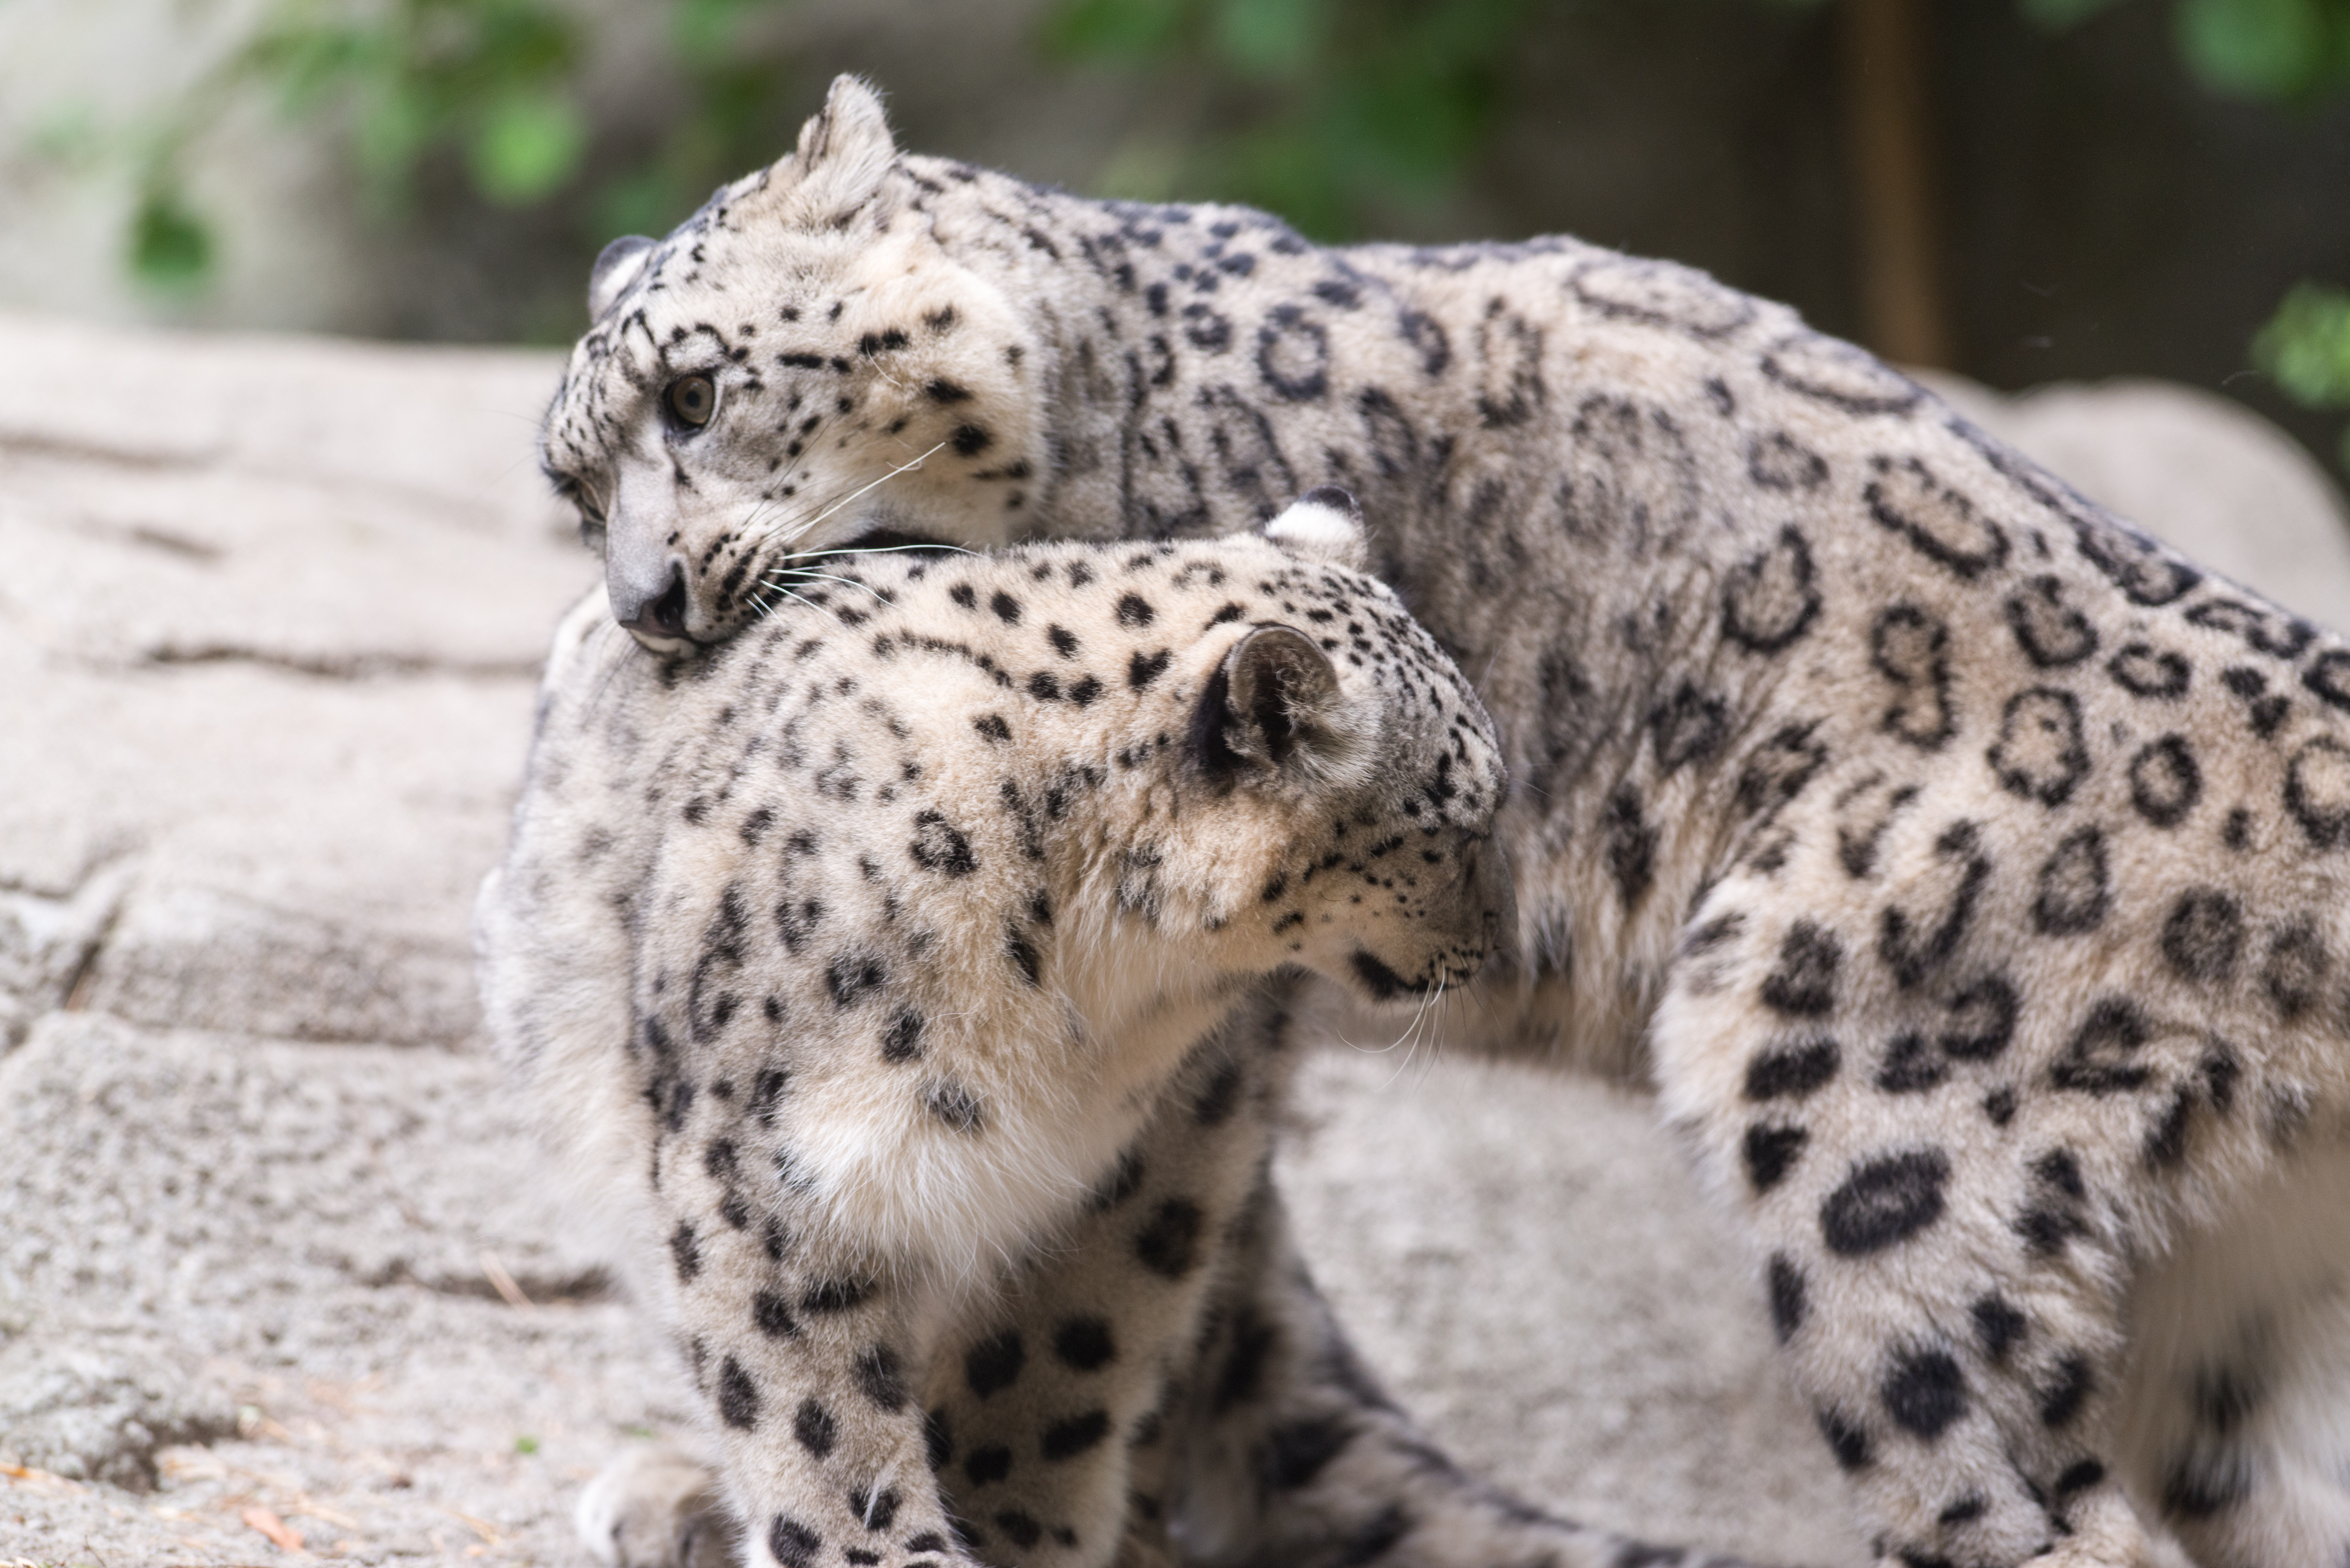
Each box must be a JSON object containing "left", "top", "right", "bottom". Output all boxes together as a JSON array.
[{"left": 3, "top": 309, "right": 2344, "bottom": 1565}]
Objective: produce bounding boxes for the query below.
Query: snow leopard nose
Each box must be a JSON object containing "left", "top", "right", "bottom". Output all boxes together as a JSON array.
[{"left": 610, "top": 558, "right": 694, "bottom": 648}]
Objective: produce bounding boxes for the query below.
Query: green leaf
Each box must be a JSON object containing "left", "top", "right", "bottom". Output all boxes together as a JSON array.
[
  {"left": 129, "top": 187, "right": 215, "bottom": 290},
  {"left": 2253, "top": 280, "right": 2350, "bottom": 408},
  {"left": 468, "top": 90, "right": 585, "bottom": 204},
  {"left": 2175, "top": 0, "right": 2327, "bottom": 98}
]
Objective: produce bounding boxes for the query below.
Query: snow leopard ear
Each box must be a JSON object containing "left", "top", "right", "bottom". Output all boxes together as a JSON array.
[
  {"left": 587, "top": 235, "right": 655, "bottom": 319},
  {"left": 763, "top": 75, "right": 900, "bottom": 230},
  {"left": 1262, "top": 487, "right": 1371, "bottom": 572},
  {"left": 1191, "top": 624, "right": 1372, "bottom": 792}
]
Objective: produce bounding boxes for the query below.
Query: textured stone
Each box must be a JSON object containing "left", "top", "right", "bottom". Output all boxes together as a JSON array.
[
  {"left": 0, "top": 311, "right": 595, "bottom": 1046},
  {"left": 0, "top": 1013, "right": 671, "bottom": 1561}
]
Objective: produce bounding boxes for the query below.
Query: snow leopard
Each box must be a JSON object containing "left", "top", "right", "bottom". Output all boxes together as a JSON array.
[
  {"left": 530, "top": 73, "right": 2350, "bottom": 1568},
  {"left": 484, "top": 500, "right": 1739, "bottom": 1568}
]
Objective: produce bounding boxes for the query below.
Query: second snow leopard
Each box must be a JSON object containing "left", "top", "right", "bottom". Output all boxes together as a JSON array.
[{"left": 534, "top": 76, "right": 2350, "bottom": 1568}]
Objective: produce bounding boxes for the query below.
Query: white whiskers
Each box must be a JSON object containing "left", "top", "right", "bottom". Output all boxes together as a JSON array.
[{"left": 750, "top": 440, "right": 947, "bottom": 552}]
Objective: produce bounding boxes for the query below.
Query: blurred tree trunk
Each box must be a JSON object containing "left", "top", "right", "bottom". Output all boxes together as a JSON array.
[{"left": 1843, "top": 0, "right": 1953, "bottom": 369}]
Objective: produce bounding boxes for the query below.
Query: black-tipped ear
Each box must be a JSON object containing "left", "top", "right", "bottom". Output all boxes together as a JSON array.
[
  {"left": 588, "top": 235, "right": 655, "bottom": 319},
  {"left": 1189, "top": 624, "right": 1367, "bottom": 788},
  {"left": 1261, "top": 487, "right": 1371, "bottom": 571}
]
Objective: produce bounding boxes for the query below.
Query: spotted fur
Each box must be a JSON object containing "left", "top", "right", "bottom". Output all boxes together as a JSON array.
[
  {"left": 476, "top": 508, "right": 1541, "bottom": 1568},
  {"left": 531, "top": 75, "right": 2350, "bottom": 1568}
]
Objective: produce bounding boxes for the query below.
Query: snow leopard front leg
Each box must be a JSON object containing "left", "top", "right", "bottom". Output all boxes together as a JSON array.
[
  {"left": 580, "top": 986, "right": 1302, "bottom": 1568},
  {"left": 1653, "top": 864, "right": 2206, "bottom": 1568},
  {"left": 916, "top": 991, "right": 1301, "bottom": 1568},
  {"left": 630, "top": 1108, "right": 978, "bottom": 1568}
]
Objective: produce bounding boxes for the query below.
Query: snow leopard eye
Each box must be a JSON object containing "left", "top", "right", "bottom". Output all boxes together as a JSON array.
[{"left": 663, "top": 374, "right": 718, "bottom": 429}]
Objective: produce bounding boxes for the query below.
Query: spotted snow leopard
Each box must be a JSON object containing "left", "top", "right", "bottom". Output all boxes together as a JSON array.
[
  {"left": 527, "top": 72, "right": 2350, "bottom": 1568},
  {"left": 485, "top": 500, "right": 1723, "bottom": 1568}
]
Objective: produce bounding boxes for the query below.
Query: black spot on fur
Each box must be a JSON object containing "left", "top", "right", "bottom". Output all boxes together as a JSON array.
[
  {"left": 2052, "top": 997, "right": 2151, "bottom": 1094},
  {"left": 800, "top": 1277, "right": 872, "bottom": 1313},
  {"left": 1054, "top": 1316, "right": 1116, "bottom": 1371},
  {"left": 1194, "top": 1060, "right": 1245, "bottom": 1125},
  {"left": 2031, "top": 826, "right": 2110, "bottom": 935},
  {"left": 1720, "top": 525, "right": 1823, "bottom": 654},
  {"left": 1762, "top": 922, "right": 1842, "bottom": 1016},
  {"left": 882, "top": 1009, "right": 924, "bottom": 1062},
  {"left": 1882, "top": 1349, "right": 1967, "bottom": 1440},
  {"left": 1649, "top": 681, "right": 1730, "bottom": 770},
  {"left": 2108, "top": 641, "right": 2191, "bottom": 699},
  {"left": 1973, "top": 1295, "right": 2027, "bottom": 1361},
  {"left": 1041, "top": 1410, "right": 1113, "bottom": 1461},
  {"left": 966, "top": 1331, "right": 1026, "bottom": 1399},
  {"left": 854, "top": 1345, "right": 905, "bottom": 1411},
  {"left": 1135, "top": 1198, "right": 1205, "bottom": 1278},
  {"left": 2161, "top": 890, "right": 2244, "bottom": 984},
  {"left": 1744, "top": 1124, "right": 1809, "bottom": 1192},
  {"left": 2261, "top": 917, "right": 2328, "bottom": 1018},
  {"left": 1871, "top": 605, "right": 1956, "bottom": 749},
  {"left": 826, "top": 952, "right": 885, "bottom": 1007},
  {"left": 1745, "top": 1037, "right": 1840, "bottom": 1101},
  {"left": 1768, "top": 1254, "right": 1807, "bottom": 1342},
  {"left": 769, "top": 1517, "right": 822, "bottom": 1568},
  {"left": 1603, "top": 785, "right": 1657, "bottom": 906},
  {"left": 1940, "top": 975, "right": 2019, "bottom": 1060},
  {"left": 1816, "top": 1409, "right": 1872, "bottom": 1471},
  {"left": 1988, "top": 688, "right": 2089, "bottom": 807},
  {"left": 2284, "top": 735, "right": 2350, "bottom": 847},
  {"left": 718, "top": 1357, "right": 760, "bottom": 1429},
  {"left": 2130, "top": 734, "right": 2203, "bottom": 829},
  {"left": 793, "top": 1398, "right": 836, "bottom": 1457},
  {"left": 925, "top": 1080, "right": 984, "bottom": 1133},
  {"left": 752, "top": 1291, "right": 799, "bottom": 1339},
  {"left": 2041, "top": 1354, "right": 2094, "bottom": 1428},
  {"left": 2004, "top": 575, "right": 2099, "bottom": 668},
  {"left": 1006, "top": 926, "right": 1042, "bottom": 986},
  {"left": 909, "top": 809, "right": 978, "bottom": 877},
  {"left": 1822, "top": 1150, "right": 1950, "bottom": 1256},
  {"left": 848, "top": 1485, "right": 899, "bottom": 1533},
  {"left": 2164, "top": 1446, "right": 2254, "bottom": 1519},
  {"left": 1878, "top": 820, "right": 1991, "bottom": 986}
]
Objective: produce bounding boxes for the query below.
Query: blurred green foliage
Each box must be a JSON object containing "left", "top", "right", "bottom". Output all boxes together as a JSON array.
[
  {"left": 123, "top": 0, "right": 811, "bottom": 296},
  {"left": 1042, "top": 0, "right": 1533, "bottom": 239}
]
